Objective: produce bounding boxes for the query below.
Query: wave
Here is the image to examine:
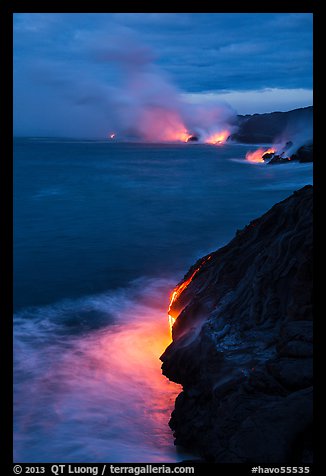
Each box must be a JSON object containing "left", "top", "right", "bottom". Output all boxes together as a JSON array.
[{"left": 14, "top": 278, "right": 186, "bottom": 463}]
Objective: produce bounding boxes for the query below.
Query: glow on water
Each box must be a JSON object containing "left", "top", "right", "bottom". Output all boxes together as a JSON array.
[{"left": 14, "top": 279, "right": 183, "bottom": 463}]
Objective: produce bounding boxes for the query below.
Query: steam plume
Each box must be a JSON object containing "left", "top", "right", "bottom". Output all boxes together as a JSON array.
[{"left": 92, "top": 32, "right": 238, "bottom": 142}]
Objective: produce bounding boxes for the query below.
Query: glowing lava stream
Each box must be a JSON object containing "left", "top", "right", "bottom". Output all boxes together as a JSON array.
[
  {"left": 246, "top": 147, "right": 275, "bottom": 163},
  {"left": 205, "top": 130, "right": 230, "bottom": 145},
  {"left": 175, "top": 130, "right": 193, "bottom": 143},
  {"left": 168, "top": 256, "right": 211, "bottom": 335}
]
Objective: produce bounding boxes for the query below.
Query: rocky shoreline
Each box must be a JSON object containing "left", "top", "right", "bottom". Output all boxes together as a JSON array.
[
  {"left": 265, "top": 143, "right": 313, "bottom": 165},
  {"left": 161, "top": 186, "right": 313, "bottom": 464}
]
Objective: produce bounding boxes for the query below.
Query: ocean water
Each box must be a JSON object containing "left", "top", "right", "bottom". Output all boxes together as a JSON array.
[{"left": 14, "top": 138, "right": 313, "bottom": 462}]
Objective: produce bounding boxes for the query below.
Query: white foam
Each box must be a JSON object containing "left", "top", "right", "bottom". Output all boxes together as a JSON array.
[{"left": 14, "top": 278, "right": 187, "bottom": 463}]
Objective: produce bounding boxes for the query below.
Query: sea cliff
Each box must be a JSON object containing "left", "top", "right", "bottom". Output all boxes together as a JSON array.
[{"left": 161, "top": 185, "right": 313, "bottom": 464}]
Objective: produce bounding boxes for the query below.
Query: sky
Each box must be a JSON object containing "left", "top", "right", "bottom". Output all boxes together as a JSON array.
[{"left": 13, "top": 13, "right": 313, "bottom": 138}]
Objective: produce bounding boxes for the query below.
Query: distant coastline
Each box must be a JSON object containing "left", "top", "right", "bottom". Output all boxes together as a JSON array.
[
  {"left": 14, "top": 106, "right": 313, "bottom": 144},
  {"left": 231, "top": 106, "right": 313, "bottom": 144}
]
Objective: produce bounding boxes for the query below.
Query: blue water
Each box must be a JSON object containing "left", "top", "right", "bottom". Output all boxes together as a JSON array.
[{"left": 14, "top": 138, "right": 313, "bottom": 462}]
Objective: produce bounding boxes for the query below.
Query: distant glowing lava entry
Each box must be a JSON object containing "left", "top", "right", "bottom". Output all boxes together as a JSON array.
[
  {"left": 246, "top": 147, "right": 275, "bottom": 163},
  {"left": 205, "top": 130, "right": 230, "bottom": 145}
]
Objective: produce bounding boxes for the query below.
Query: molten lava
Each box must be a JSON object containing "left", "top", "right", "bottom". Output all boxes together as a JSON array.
[
  {"left": 205, "top": 130, "right": 230, "bottom": 145},
  {"left": 246, "top": 147, "right": 275, "bottom": 163},
  {"left": 168, "top": 256, "right": 211, "bottom": 335},
  {"left": 176, "top": 130, "right": 193, "bottom": 143},
  {"left": 168, "top": 314, "right": 176, "bottom": 333},
  {"left": 139, "top": 108, "right": 193, "bottom": 143}
]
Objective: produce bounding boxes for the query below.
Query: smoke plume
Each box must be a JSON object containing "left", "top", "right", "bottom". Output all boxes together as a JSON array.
[
  {"left": 94, "top": 34, "right": 237, "bottom": 141},
  {"left": 15, "top": 29, "right": 238, "bottom": 140}
]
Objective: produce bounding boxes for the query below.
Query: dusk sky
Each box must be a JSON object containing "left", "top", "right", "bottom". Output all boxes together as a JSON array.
[{"left": 13, "top": 13, "right": 313, "bottom": 138}]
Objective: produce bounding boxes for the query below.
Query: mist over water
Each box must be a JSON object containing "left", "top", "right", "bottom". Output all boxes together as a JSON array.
[
  {"left": 14, "top": 139, "right": 313, "bottom": 462},
  {"left": 14, "top": 278, "right": 183, "bottom": 462}
]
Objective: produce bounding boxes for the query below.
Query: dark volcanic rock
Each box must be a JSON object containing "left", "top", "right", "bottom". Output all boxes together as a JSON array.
[
  {"left": 161, "top": 186, "right": 313, "bottom": 464},
  {"left": 266, "top": 143, "right": 313, "bottom": 165},
  {"left": 262, "top": 151, "right": 275, "bottom": 161},
  {"left": 291, "top": 143, "right": 313, "bottom": 163},
  {"left": 267, "top": 155, "right": 293, "bottom": 165}
]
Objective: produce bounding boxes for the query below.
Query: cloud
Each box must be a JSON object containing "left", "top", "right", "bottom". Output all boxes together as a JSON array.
[
  {"left": 14, "top": 30, "right": 237, "bottom": 140},
  {"left": 13, "top": 13, "right": 313, "bottom": 137},
  {"left": 184, "top": 88, "right": 313, "bottom": 115}
]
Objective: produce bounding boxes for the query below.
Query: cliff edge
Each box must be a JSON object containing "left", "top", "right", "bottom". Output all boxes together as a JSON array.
[{"left": 161, "top": 185, "right": 313, "bottom": 464}]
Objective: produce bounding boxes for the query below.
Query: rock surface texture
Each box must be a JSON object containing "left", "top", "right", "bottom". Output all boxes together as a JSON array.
[{"left": 161, "top": 186, "right": 313, "bottom": 464}]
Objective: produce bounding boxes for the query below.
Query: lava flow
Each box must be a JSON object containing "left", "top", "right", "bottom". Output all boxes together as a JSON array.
[
  {"left": 205, "top": 130, "right": 230, "bottom": 145},
  {"left": 139, "top": 108, "right": 193, "bottom": 143},
  {"left": 175, "top": 130, "right": 193, "bottom": 143},
  {"left": 168, "top": 256, "right": 211, "bottom": 335},
  {"left": 246, "top": 147, "right": 275, "bottom": 163}
]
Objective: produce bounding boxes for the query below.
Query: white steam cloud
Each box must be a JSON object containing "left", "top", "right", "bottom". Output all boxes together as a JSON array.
[
  {"left": 16, "top": 30, "right": 238, "bottom": 140},
  {"left": 274, "top": 114, "right": 313, "bottom": 156},
  {"left": 90, "top": 31, "right": 238, "bottom": 142}
]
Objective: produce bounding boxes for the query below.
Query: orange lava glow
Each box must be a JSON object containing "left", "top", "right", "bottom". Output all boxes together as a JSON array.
[
  {"left": 168, "top": 314, "right": 176, "bottom": 332},
  {"left": 174, "top": 130, "right": 193, "bottom": 143},
  {"left": 168, "top": 256, "right": 211, "bottom": 335},
  {"left": 15, "top": 279, "right": 182, "bottom": 462},
  {"left": 246, "top": 147, "right": 275, "bottom": 163},
  {"left": 205, "top": 130, "right": 230, "bottom": 145},
  {"left": 139, "top": 108, "right": 193, "bottom": 143}
]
